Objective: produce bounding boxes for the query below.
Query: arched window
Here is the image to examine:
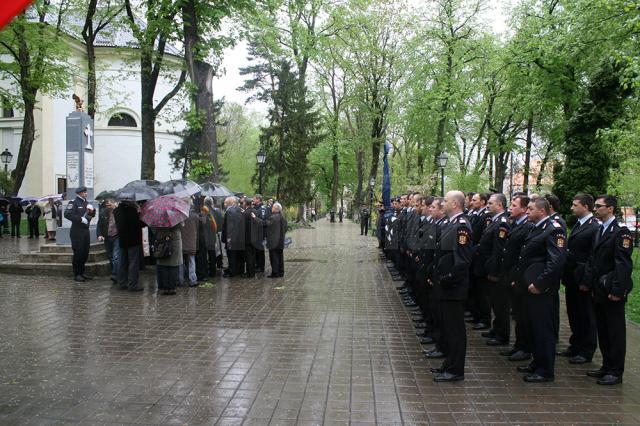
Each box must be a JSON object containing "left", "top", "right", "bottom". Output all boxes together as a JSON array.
[{"left": 108, "top": 113, "right": 137, "bottom": 127}]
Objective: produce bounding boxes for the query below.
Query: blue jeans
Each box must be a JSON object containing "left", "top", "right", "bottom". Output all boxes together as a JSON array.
[
  {"left": 179, "top": 254, "right": 197, "bottom": 286},
  {"left": 118, "top": 245, "right": 141, "bottom": 289},
  {"left": 104, "top": 236, "right": 121, "bottom": 280}
]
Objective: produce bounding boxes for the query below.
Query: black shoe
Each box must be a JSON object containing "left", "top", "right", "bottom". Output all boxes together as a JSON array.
[
  {"left": 129, "top": 287, "right": 144, "bottom": 292},
  {"left": 255, "top": 268, "right": 264, "bottom": 273},
  {"left": 420, "top": 336, "right": 435, "bottom": 345},
  {"left": 509, "top": 351, "right": 532, "bottom": 362},
  {"left": 267, "top": 274, "right": 279, "bottom": 278},
  {"left": 486, "top": 338, "right": 509, "bottom": 347},
  {"left": 434, "top": 372, "right": 464, "bottom": 382},
  {"left": 472, "top": 322, "right": 489, "bottom": 330},
  {"left": 395, "top": 285, "right": 406, "bottom": 290},
  {"left": 414, "top": 323, "right": 427, "bottom": 329},
  {"left": 464, "top": 318, "right": 476, "bottom": 323},
  {"left": 110, "top": 277, "right": 118, "bottom": 283},
  {"left": 222, "top": 273, "right": 233, "bottom": 277},
  {"left": 517, "top": 365, "right": 535, "bottom": 373},
  {"left": 586, "top": 368, "right": 607, "bottom": 378},
  {"left": 569, "top": 355, "right": 591, "bottom": 365},
  {"left": 189, "top": 283, "right": 199, "bottom": 287},
  {"left": 524, "top": 373, "right": 553, "bottom": 383},
  {"left": 411, "top": 316, "right": 424, "bottom": 322},
  {"left": 162, "top": 289, "right": 177, "bottom": 295},
  {"left": 597, "top": 374, "right": 622, "bottom": 385},
  {"left": 424, "top": 350, "right": 445, "bottom": 359},
  {"left": 499, "top": 347, "right": 518, "bottom": 357},
  {"left": 119, "top": 285, "right": 128, "bottom": 290},
  {"left": 82, "top": 275, "right": 92, "bottom": 280},
  {"left": 74, "top": 275, "right": 85, "bottom": 282},
  {"left": 556, "top": 348, "right": 575, "bottom": 357},
  {"left": 481, "top": 331, "right": 495, "bottom": 338},
  {"left": 430, "top": 367, "right": 444, "bottom": 374}
]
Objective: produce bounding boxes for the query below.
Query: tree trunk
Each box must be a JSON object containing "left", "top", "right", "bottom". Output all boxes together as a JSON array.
[
  {"left": 11, "top": 98, "right": 36, "bottom": 195},
  {"left": 355, "top": 146, "right": 365, "bottom": 210},
  {"left": 536, "top": 141, "right": 554, "bottom": 189},
  {"left": 523, "top": 114, "right": 533, "bottom": 193},
  {"left": 139, "top": 46, "right": 156, "bottom": 179},
  {"left": 493, "top": 151, "right": 507, "bottom": 193},
  {"left": 368, "top": 114, "right": 383, "bottom": 194},
  {"left": 330, "top": 148, "right": 339, "bottom": 209},
  {"left": 182, "top": 0, "right": 219, "bottom": 180}
]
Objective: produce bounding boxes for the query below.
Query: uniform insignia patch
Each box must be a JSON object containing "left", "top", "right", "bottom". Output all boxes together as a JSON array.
[
  {"left": 458, "top": 231, "right": 469, "bottom": 245},
  {"left": 557, "top": 236, "right": 565, "bottom": 248},
  {"left": 623, "top": 237, "right": 632, "bottom": 249},
  {"left": 499, "top": 229, "right": 507, "bottom": 238},
  {"left": 552, "top": 221, "right": 561, "bottom": 228},
  {"left": 459, "top": 219, "right": 466, "bottom": 224}
]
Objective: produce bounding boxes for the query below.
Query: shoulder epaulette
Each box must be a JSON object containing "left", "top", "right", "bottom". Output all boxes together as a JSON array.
[{"left": 552, "top": 221, "right": 561, "bottom": 228}]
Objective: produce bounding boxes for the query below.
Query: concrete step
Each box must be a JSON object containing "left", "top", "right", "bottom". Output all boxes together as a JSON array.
[
  {"left": 39, "top": 243, "right": 104, "bottom": 254},
  {"left": 0, "top": 260, "right": 111, "bottom": 276},
  {"left": 18, "top": 251, "right": 109, "bottom": 264}
]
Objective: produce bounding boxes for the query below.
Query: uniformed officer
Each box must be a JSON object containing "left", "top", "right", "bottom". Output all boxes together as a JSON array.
[
  {"left": 516, "top": 197, "right": 566, "bottom": 382},
  {"left": 584, "top": 195, "right": 633, "bottom": 385},
  {"left": 360, "top": 205, "right": 371, "bottom": 236},
  {"left": 427, "top": 191, "right": 472, "bottom": 382},
  {"left": 468, "top": 192, "right": 491, "bottom": 329},
  {"left": 557, "top": 193, "right": 600, "bottom": 364},
  {"left": 545, "top": 193, "right": 567, "bottom": 341},
  {"left": 64, "top": 186, "right": 95, "bottom": 282},
  {"left": 473, "top": 193, "right": 511, "bottom": 345},
  {"left": 499, "top": 195, "right": 533, "bottom": 362}
]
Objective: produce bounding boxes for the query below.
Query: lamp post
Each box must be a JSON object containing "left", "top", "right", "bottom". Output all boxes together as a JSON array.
[
  {"left": 256, "top": 149, "right": 266, "bottom": 195},
  {"left": 1, "top": 148, "right": 13, "bottom": 174},
  {"left": 436, "top": 151, "right": 448, "bottom": 197},
  {"left": 369, "top": 176, "right": 375, "bottom": 235}
]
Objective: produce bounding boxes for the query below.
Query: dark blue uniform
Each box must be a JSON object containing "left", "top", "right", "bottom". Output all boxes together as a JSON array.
[
  {"left": 517, "top": 217, "right": 567, "bottom": 379},
  {"left": 64, "top": 195, "right": 93, "bottom": 278},
  {"left": 432, "top": 213, "right": 473, "bottom": 377}
]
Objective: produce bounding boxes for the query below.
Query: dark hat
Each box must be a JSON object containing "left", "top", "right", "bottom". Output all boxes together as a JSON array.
[{"left": 75, "top": 186, "right": 88, "bottom": 194}]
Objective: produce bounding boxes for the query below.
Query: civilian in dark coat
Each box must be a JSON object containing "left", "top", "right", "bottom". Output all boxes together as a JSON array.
[
  {"left": 242, "top": 200, "right": 257, "bottom": 277},
  {"left": 252, "top": 202, "right": 287, "bottom": 278},
  {"left": 25, "top": 202, "right": 41, "bottom": 238},
  {"left": 9, "top": 201, "right": 23, "bottom": 238},
  {"left": 222, "top": 197, "right": 245, "bottom": 277},
  {"left": 113, "top": 200, "right": 144, "bottom": 291}
]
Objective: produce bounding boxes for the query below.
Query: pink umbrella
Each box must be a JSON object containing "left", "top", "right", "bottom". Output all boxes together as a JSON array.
[{"left": 140, "top": 195, "right": 190, "bottom": 228}]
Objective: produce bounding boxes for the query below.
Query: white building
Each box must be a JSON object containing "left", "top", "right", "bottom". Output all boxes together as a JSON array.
[{"left": 0, "top": 21, "right": 187, "bottom": 197}]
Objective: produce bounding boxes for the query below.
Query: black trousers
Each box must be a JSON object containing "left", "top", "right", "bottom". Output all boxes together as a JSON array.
[
  {"left": 157, "top": 265, "right": 178, "bottom": 290},
  {"left": 360, "top": 219, "right": 369, "bottom": 235},
  {"left": 207, "top": 250, "right": 217, "bottom": 277},
  {"left": 255, "top": 248, "right": 265, "bottom": 271},
  {"left": 510, "top": 287, "right": 532, "bottom": 353},
  {"left": 70, "top": 227, "right": 90, "bottom": 277},
  {"left": 244, "top": 245, "right": 256, "bottom": 276},
  {"left": 269, "top": 248, "right": 284, "bottom": 276},
  {"left": 10, "top": 219, "right": 20, "bottom": 237},
  {"left": 227, "top": 250, "right": 244, "bottom": 276},
  {"left": 440, "top": 299, "right": 466, "bottom": 376},
  {"left": 470, "top": 275, "right": 491, "bottom": 324},
  {"left": 430, "top": 293, "right": 444, "bottom": 352},
  {"left": 593, "top": 299, "right": 626, "bottom": 376},
  {"left": 489, "top": 281, "right": 511, "bottom": 342},
  {"left": 526, "top": 292, "right": 556, "bottom": 378},
  {"left": 565, "top": 284, "right": 597, "bottom": 358},
  {"left": 118, "top": 245, "right": 141, "bottom": 289},
  {"left": 196, "top": 248, "right": 208, "bottom": 280},
  {"left": 28, "top": 219, "right": 39, "bottom": 237}
]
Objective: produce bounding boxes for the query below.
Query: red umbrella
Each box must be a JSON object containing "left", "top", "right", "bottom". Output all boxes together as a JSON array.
[{"left": 140, "top": 195, "right": 190, "bottom": 228}]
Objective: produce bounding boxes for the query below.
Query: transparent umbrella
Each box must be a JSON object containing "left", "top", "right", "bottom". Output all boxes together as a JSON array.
[
  {"left": 159, "top": 179, "right": 202, "bottom": 198},
  {"left": 200, "top": 182, "right": 234, "bottom": 198}
]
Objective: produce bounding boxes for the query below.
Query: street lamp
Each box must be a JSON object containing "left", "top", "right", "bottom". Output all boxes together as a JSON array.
[
  {"left": 369, "top": 176, "right": 376, "bottom": 235},
  {"left": 436, "top": 151, "right": 448, "bottom": 197},
  {"left": 256, "top": 149, "right": 266, "bottom": 195},
  {"left": 1, "top": 148, "right": 12, "bottom": 173}
]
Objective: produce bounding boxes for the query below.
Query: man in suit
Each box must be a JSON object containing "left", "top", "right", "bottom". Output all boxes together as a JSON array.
[
  {"left": 516, "top": 198, "right": 567, "bottom": 383},
  {"left": 428, "top": 191, "right": 473, "bottom": 382},
  {"left": 25, "top": 201, "right": 41, "bottom": 238},
  {"left": 64, "top": 187, "right": 95, "bottom": 282},
  {"left": 558, "top": 193, "right": 600, "bottom": 364},
  {"left": 584, "top": 195, "right": 634, "bottom": 385},
  {"left": 221, "top": 196, "right": 245, "bottom": 277},
  {"left": 473, "top": 193, "right": 510, "bottom": 345},
  {"left": 468, "top": 192, "right": 491, "bottom": 330},
  {"left": 499, "top": 195, "right": 533, "bottom": 362}
]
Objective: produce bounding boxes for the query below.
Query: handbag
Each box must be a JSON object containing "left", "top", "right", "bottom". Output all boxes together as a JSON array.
[{"left": 153, "top": 235, "right": 173, "bottom": 259}]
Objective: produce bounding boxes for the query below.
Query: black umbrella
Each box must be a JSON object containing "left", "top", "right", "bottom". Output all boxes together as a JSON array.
[
  {"left": 123, "top": 179, "right": 161, "bottom": 188},
  {"left": 159, "top": 179, "right": 201, "bottom": 198},
  {"left": 200, "top": 182, "right": 234, "bottom": 198},
  {"left": 95, "top": 190, "right": 117, "bottom": 200},
  {"left": 115, "top": 186, "right": 160, "bottom": 201}
]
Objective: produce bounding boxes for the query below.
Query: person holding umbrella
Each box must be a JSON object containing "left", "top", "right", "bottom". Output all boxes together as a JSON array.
[
  {"left": 140, "top": 195, "right": 190, "bottom": 295},
  {"left": 113, "top": 199, "right": 144, "bottom": 291}
]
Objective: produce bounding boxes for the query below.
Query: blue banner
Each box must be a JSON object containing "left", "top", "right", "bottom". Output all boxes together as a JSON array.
[{"left": 382, "top": 141, "right": 391, "bottom": 208}]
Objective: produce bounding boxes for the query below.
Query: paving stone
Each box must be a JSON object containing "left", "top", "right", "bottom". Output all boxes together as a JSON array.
[{"left": 1, "top": 220, "right": 640, "bottom": 424}]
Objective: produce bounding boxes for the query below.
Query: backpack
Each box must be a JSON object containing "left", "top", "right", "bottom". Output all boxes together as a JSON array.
[{"left": 153, "top": 235, "right": 173, "bottom": 259}]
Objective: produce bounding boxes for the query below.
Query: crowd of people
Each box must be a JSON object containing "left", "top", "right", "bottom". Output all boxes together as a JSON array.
[
  {"left": 378, "top": 190, "right": 633, "bottom": 385},
  {"left": 0, "top": 198, "right": 61, "bottom": 239},
  {"left": 64, "top": 187, "right": 287, "bottom": 296}
]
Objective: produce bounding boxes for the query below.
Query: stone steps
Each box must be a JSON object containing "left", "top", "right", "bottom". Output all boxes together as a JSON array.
[
  {"left": 18, "top": 251, "right": 109, "bottom": 264},
  {"left": 0, "top": 260, "right": 111, "bottom": 276},
  {"left": 39, "top": 243, "right": 104, "bottom": 254}
]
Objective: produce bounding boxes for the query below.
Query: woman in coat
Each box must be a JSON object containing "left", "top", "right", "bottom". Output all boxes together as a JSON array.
[
  {"left": 43, "top": 199, "right": 57, "bottom": 240},
  {"left": 180, "top": 208, "right": 200, "bottom": 286},
  {"left": 154, "top": 224, "right": 183, "bottom": 295}
]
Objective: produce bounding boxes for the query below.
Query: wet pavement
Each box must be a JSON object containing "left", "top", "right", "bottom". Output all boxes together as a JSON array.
[{"left": 1, "top": 220, "right": 640, "bottom": 425}]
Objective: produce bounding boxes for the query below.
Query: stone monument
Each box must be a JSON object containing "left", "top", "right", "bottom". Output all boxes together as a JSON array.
[{"left": 57, "top": 98, "right": 97, "bottom": 245}]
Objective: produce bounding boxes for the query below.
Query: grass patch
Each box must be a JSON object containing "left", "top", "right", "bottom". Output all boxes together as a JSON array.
[{"left": 627, "top": 251, "right": 640, "bottom": 324}]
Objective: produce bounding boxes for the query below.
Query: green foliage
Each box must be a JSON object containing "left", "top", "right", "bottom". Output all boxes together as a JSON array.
[
  {"left": 553, "top": 61, "right": 632, "bottom": 216},
  {"left": 0, "top": 170, "right": 13, "bottom": 196}
]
